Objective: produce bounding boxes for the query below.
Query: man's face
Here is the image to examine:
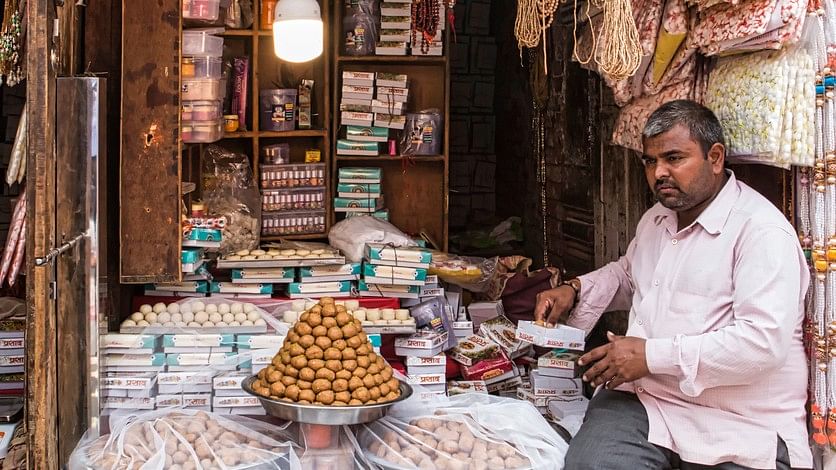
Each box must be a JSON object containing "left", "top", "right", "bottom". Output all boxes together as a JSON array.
[{"left": 641, "top": 124, "right": 724, "bottom": 211}]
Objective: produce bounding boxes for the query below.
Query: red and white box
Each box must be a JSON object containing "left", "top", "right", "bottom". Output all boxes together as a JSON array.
[
  {"left": 460, "top": 350, "right": 514, "bottom": 384},
  {"left": 405, "top": 353, "right": 446, "bottom": 375},
  {"left": 406, "top": 373, "right": 446, "bottom": 393},
  {"left": 447, "top": 380, "right": 488, "bottom": 396},
  {"left": 537, "top": 350, "right": 581, "bottom": 378},
  {"left": 516, "top": 321, "right": 585, "bottom": 350},
  {"left": 530, "top": 370, "right": 582, "bottom": 397},
  {"left": 394, "top": 331, "right": 448, "bottom": 357},
  {"left": 448, "top": 334, "right": 501, "bottom": 366}
]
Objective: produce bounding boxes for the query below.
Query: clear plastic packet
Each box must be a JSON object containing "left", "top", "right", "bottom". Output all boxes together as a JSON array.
[
  {"left": 68, "top": 409, "right": 303, "bottom": 469},
  {"left": 328, "top": 215, "right": 417, "bottom": 263},
  {"left": 355, "top": 392, "right": 568, "bottom": 469},
  {"left": 399, "top": 110, "right": 443, "bottom": 156},
  {"left": 202, "top": 145, "right": 262, "bottom": 254},
  {"left": 428, "top": 252, "right": 497, "bottom": 293}
]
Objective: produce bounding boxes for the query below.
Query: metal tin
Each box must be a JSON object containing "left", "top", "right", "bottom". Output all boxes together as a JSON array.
[{"left": 241, "top": 376, "right": 413, "bottom": 425}]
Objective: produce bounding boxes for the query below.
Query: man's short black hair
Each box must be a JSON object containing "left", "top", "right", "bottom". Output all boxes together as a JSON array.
[{"left": 642, "top": 100, "right": 725, "bottom": 156}]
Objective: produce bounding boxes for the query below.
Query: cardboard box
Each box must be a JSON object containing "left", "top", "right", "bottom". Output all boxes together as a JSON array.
[
  {"left": 530, "top": 370, "right": 582, "bottom": 397},
  {"left": 467, "top": 301, "right": 504, "bottom": 330},
  {"left": 163, "top": 334, "right": 234, "bottom": 349},
  {"left": 338, "top": 167, "right": 381, "bottom": 184},
  {"left": 158, "top": 383, "right": 212, "bottom": 394},
  {"left": 373, "top": 113, "right": 406, "bottom": 130},
  {"left": 448, "top": 334, "right": 500, "bottom": 366},
  {"left": 100, "top": 334, "right": 160, "bottom": 350},
  {"left": 394, "top": 331, "right": 448, "bottom": 357},
  {"left": 365, "top": 243, "right": 431, "bottom": 269},
  {"left": 460, "top": 349, "right": 513, "bottom": 383},
  {"left": 359, "top": 281, "right": 420, "bottom": 299},
  {"left": 406, "top": 373, "right": 445, "bottom": 389},
  {"left": 515, "top": 321, "right": 585, "bottom": 350},
  {"left": 452, "top": 321, "right": 473, "bottom": 338},
  {"left": 212, "top": 395, "right": 261, "bottom": 408},
  {"left": 362, "top": 264, "right": 428, "bottom": 286},
  {"left": 213, "top": 374, "right": 249, "bottom": 396},
  {"left": 485, "top": 374, "right": 523, "bottom": 392},
  {"left": 337, "top": 183, "right": 382, "bottom": 198},
  {"left": 538, "top": 350, "right": 581, "bottom": 378},
  {"left": 157, "top": 371, "right": 213, "bottom": 386},
  {"left": 345, "top": 127, "right": 388, "bottom": 144},
  {"left": 375, "top": 73, "right": 408, "bottom": 88},
  {"left": 231, "top": 267, "right": 295, "bottom": 284},
  {"left": 102, "top": 396, "right": 156, "bottom": 410},
  {"left": 446, "top": 380, "right": 488, "bottom": 396},
  {"left": 405, "top": 353, "right": 447, "bottom": 375},
  {"left": 341, "top": 111, "right": 374, "bottom": 127},
  {"left": 342, "top": 84, "right": 374, "bottom": 99},
  {"left": 547, "top": 396, "right": 589, "bottom": 419},
  {"left": 102, "top": 353, "right": 166, "bottom": 367},
  {"left": 250, "top": 348, "right": 281, "bottom": 365},
  {"left": 479, "top": 315, "right": 530, "bottom": 358},
  {"left": 236, "top": 335, "right": 286, "bottom": 350},
  {"left": 287, "top": 281, "right": 353, "bottom": 298},
  {"left": 101, "top": 373, "right": 157, "bottom": 390},
  {"left": 342, "top": 71, "right": 375, "bottom": 87}
]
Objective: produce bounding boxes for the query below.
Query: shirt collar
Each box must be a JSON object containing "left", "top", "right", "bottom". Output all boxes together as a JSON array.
[{"left": 653, "top": 170, "right": 739, "bottom": 235}]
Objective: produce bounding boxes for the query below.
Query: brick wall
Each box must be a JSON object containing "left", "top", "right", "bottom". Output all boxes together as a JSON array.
[{"left": 449, "top": 0, "right": 499, "bottom": 229}]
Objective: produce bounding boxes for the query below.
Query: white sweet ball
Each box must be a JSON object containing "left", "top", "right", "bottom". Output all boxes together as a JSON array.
[
  {"left": 209, "top": 312, "right": 222, "bottom": 323},
  {"left": 282, "top": 311, "right": 297, "bottom": 323},
  {"left": 353, "top": 310, "right": 366, "bottom": 321},
  {"left": 246, "top": 311, "right": 261, "bottom": 322},
  {"left": 130, "top": 312, "right": 144, "bottom": 322},
  {"left": 194, "top": 312, "right": 209, "bottom": 324},
  {"left": 182, "top": 311, "right": 195, "bottom": 323},
  {"left": 231, "top": 303, "right": 243, "bottom": 314},
  {"left": 205, "top": 303, "right": 218, "bottom": 314},
  {"left": 175, "top": 321, "right": 186, "bottom": 327},
  {"left": 216, "top": 321, "right": 229, "bottom": 327},
  {"left": 242, "top": 320, "right": 254, "bottom": 326},
  {"left": 145, "top": 312, "right": 158, "bottom": 323},
  {"left": 153, "top": 303, "right": 167, "bottom": 314},
  {"left": 254, "top": 318, "right": 266, "bottom": 326},
  {"left": 234, "top": 313, "right": 247, "bottom": 323},
  {"left": 137, "top": 320, "right": 150, "bottom": 327},
  {"left": 122, "top": 319, "right": 137, "bottom": 327},
  {"left": 163, "top": 321, "right": 175, "bottom": 327},
  {"left": 187, "top": 322, "right": 201, "bottom": 327},
  {"left": 218, "top": 303, "right": 230, "bottom": 314},
  {"left": 366, "top": 309, "right": 380, "bottom": 321},
  {"left": 178, "top": 303, "right": 191, "bottom": 315},
  {"left": 139, "top": 304, "right": 153, "bottom": 314},
  {"left": 171, "top": 313, "right": 183, "bottom": 323},
  {"left": 202, "top": 321, "right": 215, "bottom": 327},
  {"left": 166, "top": 304, "right": 180, "bottom": 315},
  {"left": 229, "top": 321, "right": 241, "bottom": 326},
  {"left": 151, "top": 322, "right": 162, "bottom": 326},
  {"left": 243, "top": 303, "right": 256, "bottom": 313},
  {"left": 222, "top": 313, "right": 235, "bottom": 323},
  {"left": 157, "top": 312, "right": 171, "bottom": 323},
  {"left": 192, "top": 301, "right": 205, "bottom": 312}
]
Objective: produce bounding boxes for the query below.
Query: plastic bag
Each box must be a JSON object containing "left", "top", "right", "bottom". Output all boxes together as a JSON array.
[
  {"left": 429, "top": 252, "right": 497, "bottom": 293},
  {"left": 68, "top": 409, "right": 302, "bottom": 469},
  {"left": 328, "top": 215, "right": 416, "bottom": 263},
  {"left": 356, "top": 393, "right": 568, "bottom": 469},
  {"left": 202, "top": 145, "right": 261, "bottom": 253},
  {"left": 399, "top": 109, "right": 443, "bottom": 156},
  {"left": 225, "top": 0, "right": 253, "bottom": 29},
  {"left": 343, "top": 9, "right": 378, "bottom": 56}
]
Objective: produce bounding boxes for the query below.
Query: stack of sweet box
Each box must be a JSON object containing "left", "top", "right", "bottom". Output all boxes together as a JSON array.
[
  {"left": 377, "top": 2, "right": 411, "bottom": 55},
  {"left": 337, "top": 71, "right": 408, "bottom": 158},
  {"left": 99, "top": 331, "right": 286, "bottom": 418},
  {"left": 359, "top": 243, "right": 431, "bottom": 300},
  {"left": 0, "top": 320, "right": 24, "bottom": 395},
  {"left": 514, "top": 321, "right": 590, "bottom": 420},
  {"left": 335, "top": 167, "right": 387, "bottom": 220}
]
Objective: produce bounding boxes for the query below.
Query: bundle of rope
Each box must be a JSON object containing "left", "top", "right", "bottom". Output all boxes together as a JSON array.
[{"left": 516, "top": 0, "right": 642, "bottom": 80}]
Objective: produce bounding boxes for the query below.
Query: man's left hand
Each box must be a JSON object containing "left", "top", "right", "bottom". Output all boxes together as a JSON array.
[{"left": 578, "top": 332, "right": 650, "bottom": 389}]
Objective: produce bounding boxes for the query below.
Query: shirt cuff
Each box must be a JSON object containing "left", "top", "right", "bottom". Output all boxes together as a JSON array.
[{"left": 645, "top": 337, "right": 680, "bottom": 377}]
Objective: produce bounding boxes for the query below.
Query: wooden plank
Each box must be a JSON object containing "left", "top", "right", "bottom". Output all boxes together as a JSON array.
[
  {"left": 26, "top": 0, "right": 59, "bottom": 465},
  {"left": 119, "top": 0, "right": 182, "bottom": 283}
]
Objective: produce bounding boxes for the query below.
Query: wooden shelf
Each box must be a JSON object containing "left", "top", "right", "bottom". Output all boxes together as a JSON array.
[
  {"left": 222, "top": 29, "right": 255, "bottom": 37},
  {"left": 337, "top": 55, "right": 446, "bottom": 65},
  {"left": 261, "top": 233, "right": 328, "bottom": 241},
  {"left": 336, "top": 155, "right": 445, "bottom": 162},
  {"left": 222, "top": 130, "right": 328, "bottom": 139}
]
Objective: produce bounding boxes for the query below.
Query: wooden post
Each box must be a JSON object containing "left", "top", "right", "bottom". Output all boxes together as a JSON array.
[{"left": 26, "top": 0, "right": 58, "bottom": 466}]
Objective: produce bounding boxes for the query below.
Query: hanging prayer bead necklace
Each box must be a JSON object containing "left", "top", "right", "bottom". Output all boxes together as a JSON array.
[{"left": 412, "top": 0, "right": 440, "bottom": 54}]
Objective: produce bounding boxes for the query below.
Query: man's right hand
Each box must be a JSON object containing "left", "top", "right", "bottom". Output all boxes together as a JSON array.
[{"left": 534, "top": 285, "right": 577, "bottom": 327}]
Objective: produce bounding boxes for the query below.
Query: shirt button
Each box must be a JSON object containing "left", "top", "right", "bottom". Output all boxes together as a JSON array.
[
  {"left": 653, "top": 280, "right": 659, "bottom": 286},
  {"left": 637, "top": 387, "right": 645, "bottom": 393},
  {"left": 671, "top": 239, "right": 678, "bottom": 245},
  {"left": 637, "top": 319, "right": 643, "bottom": 325}
]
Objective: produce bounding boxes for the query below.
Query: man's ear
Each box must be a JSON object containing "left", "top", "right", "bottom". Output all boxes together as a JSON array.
[{"left": 708, "top": 143, "right": 725, "bottom": 173}]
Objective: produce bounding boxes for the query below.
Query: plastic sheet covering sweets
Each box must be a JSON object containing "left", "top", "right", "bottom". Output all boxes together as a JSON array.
[{"left": 705, "top": 45, "right": 815, "bottom": 167}]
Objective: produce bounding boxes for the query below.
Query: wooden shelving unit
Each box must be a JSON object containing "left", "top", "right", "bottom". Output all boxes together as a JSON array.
[
  {"left": 330, "top": 2, "right": 450, "bottom": 251},
  {"left": 120, "top": 0, "right": 332, "bottom": 282}
]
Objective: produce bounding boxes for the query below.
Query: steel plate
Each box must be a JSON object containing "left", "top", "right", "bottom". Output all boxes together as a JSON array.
[{"left": 241, "top": 376, "right": 413, "bottom": 425}]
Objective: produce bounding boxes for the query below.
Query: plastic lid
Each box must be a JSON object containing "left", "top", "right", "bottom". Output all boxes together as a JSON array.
[{"left": 183, "top": 27, "right": 226, "bottom": 36}]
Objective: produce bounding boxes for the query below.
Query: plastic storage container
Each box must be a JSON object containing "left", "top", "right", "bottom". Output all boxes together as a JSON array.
[
  {"left": 262, "top": 188, "right": 326, "bottom": 211},
  {"left": 262, "top": 211, "right": 326, "bottom": 236},
  {"left": 182, "top": 120, "right": 224, "bottom": 143},
  {"left": 262, "top": 143, "right": 290, "bottom": 164},
  {"left": 182, "top": 78, "right": 225, "bottom": 101},
  {"left": 183, "top": 0, "right": 222, "bottom": 21},
  {"left": 260, "top": 163, "right": 326, "bottom": 189},
  {"left": 181, "top": 100, "right": 222, "bottom": 121},
  {"left": 260, "top": 89, "right": 298, "bottom": 132},
  {"left": 182, "top": 56, "right": 222, "bottom": 78},
  {"left": 183, "top": 29, "right": 224, "bottom": 57}
]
